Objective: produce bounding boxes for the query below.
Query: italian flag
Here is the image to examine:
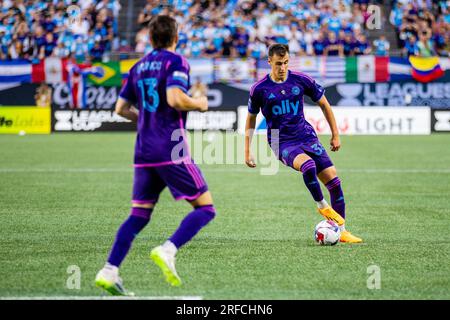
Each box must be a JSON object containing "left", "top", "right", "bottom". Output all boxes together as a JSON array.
[{"left": 346, "top": 56, "right": 389, "bottom": 82}]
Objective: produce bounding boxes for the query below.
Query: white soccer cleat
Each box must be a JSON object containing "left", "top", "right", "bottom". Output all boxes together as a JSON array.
[
  {"left": 95, "top": 268, "right": 135, "bottom": 296},
  {"left": 150, "top": 245, "right": 182, "bottom": 286}
]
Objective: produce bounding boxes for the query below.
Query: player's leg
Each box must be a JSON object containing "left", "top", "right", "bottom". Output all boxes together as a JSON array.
[
  {"left": 290, "top": 152, "right": 344, "bottom": 226},
  {"left": 317, "top": 166, "right": 362, "bottom": 243},
  {"left": 317, "top": 166, "right": 345, "bottom": 218},
  {"left": 150, "top": 161, "right": 215, "bottom": 286},
  {"left": 96, "top": 167, "right": 165, "bottom": 295}
]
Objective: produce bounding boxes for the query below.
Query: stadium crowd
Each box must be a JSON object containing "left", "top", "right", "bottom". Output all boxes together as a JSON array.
[
  {"left": 136, "top": 0, "right": 379, "bottom": 58},
  {"left": 1, "top": 0, "right": 449, "bottom": 61},
  {"left": 0, "top": 0, "right": 121, "bottom": 61},
  {"left": 390, "top": 0, "right": 450, "bottom": 57}
]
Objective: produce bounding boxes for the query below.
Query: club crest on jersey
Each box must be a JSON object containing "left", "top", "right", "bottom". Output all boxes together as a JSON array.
[
  {"left": 292, "top": 86, "right": 300, "bottom": 95},
  {"left": 272, "top": 99, "right": 300, "bottom": 116}
]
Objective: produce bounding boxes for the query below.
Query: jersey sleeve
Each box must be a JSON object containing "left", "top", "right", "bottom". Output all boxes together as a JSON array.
[
  {"left": 303, "top": 76, "right": 325, "bottom": 102},
  {"left": 248, "top": 85, "right": 261, "bottom": 114},
  {"left": 166, "top": 56, "right": 190, "bottom": 93},
  {"left": 119, "top": 68, "right": 137, "bottom": 104}
]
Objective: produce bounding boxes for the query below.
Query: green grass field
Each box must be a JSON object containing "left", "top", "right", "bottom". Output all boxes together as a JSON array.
[{"left": 0, "top": 133, "right": 449, "bottom": 299}]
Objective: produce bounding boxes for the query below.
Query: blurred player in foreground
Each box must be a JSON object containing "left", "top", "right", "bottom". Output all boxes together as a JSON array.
[
  {"left": 95, "top": 15, "right": 216, "bottom": 295},
  {"left": 245, "top": 44, "right": 362, "bottom": 244}
]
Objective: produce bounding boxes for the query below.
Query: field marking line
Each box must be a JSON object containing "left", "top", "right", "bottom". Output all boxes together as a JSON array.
[
  {"left": 0, "top": 168, "right": 450, "bottom": 174},
  {"left": 0, "top": 295, "right": 203, "bottom": 300}
]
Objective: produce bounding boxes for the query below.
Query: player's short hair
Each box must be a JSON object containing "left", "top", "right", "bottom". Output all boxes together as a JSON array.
[
  {"left": 148, "top": 15, "right": 178, "bottom": 49},
  {"left": 268, "top": 44, "right": 289, "bottom": 57}
]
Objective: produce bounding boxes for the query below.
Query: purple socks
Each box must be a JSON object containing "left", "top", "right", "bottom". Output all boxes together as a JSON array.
[
  {"left": 169, "top": 205, "right": 216, "bottom": 248},
  {"left": 300, "top": 159, "right": 324, "bottom": 202},
  {"left": 326, "top": 177, "right": 345, "bottom": 219},
  {"left": 107, "top": 204, "right": 216, "bottom": 267},
  {"left": 107, "top": 207, "right": 152, "bottom": 267}
]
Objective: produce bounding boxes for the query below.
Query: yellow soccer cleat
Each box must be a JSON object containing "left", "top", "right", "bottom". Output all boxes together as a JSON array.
[
  {"left": 150, "top": 246, "right": 182, "bottom": 287},
  {"left": 95, "top": 269, "right": 135, "bottom": 296},
  {"left": 317, "top": 206, "right": 345, "bottom": 226},
  {"left": 340, "top": 230, "right": 363, "bottom": 243}
]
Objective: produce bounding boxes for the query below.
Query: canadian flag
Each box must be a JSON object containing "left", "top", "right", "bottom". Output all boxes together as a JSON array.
[{"left": 32, "top": 58, "right": 69, "bottom": 84}]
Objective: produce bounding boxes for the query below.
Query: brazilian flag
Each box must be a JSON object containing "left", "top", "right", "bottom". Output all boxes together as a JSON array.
[{"left": 87, "top": 61, "right": 122, "bottom": 87}]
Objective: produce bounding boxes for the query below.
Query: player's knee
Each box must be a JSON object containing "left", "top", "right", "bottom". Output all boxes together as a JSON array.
[
  {"left": 196, "top": 204, "right": 216, "bottom": 220},
  {"left": 293, "top": 154, "right": 313, "bottom": 172},
  {"left": 131, "top": 202, "right": 155, "bottom": 209},
  {"left": 299, "top": 158, "right": 316, "bottom": 173}
]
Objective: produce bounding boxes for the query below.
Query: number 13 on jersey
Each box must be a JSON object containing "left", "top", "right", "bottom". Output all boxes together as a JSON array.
[{"left": 138, "top": 78, "right": 159, "bottom": 112}]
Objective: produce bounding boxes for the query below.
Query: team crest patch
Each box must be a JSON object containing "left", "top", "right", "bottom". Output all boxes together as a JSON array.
[{"left": 292, "top": 86, "right": 300, "bottom": 95}]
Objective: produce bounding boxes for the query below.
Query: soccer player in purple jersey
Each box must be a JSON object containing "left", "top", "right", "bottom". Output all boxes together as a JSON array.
[
  {"left": 245, "top": 44, "right": 362, "bottom": 244},
  {"left": 95, "top": 15, "right": 216, "bottom": 295}
]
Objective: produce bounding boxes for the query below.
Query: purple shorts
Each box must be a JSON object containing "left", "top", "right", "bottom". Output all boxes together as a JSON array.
[
  {"left": 280, "top": 140, "right": 333, "bottom": 173},
  {"left": 132, "top": 159, "right": 208, "bottom": 204}
]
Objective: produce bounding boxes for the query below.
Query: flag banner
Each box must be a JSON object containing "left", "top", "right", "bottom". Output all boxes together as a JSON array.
[
  {"left": 345, "top": 56, "right": 389, "bottom": 83},
  {"left": 0, "top": 60, "right": 32, "bottom": 83},
  {"left": 87, "top": 61, "right": 122, "bottom": 87},
  {"left": 120, "top": 59, "right": 139, "bottom": 79},
  {"left": 31, "top": 58, "right": 68, "bottom": 84},
  {"left": 214, "top": 58, "right": 256, "bottom": 83},
  {"left": 409, "top": 56, "right": 444, "bottom": 83},
  {"left": 189, "top": 58, "right": 214, "bottom": 84}
]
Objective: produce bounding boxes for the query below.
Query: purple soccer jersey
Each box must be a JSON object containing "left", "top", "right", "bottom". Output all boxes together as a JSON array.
[
  {"left": 119, "top": 49, "right": 208, "bottom": 203},
  {"left": 119, "top": 49, "right": 191, "bottom": 165},
  {"left": 248, "top": 70, "right": 333, "bottom": 171}
]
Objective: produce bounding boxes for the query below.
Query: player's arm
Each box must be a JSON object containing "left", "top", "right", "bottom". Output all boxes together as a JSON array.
[
  {"left": 316, "top": 95, "right": 340, "bottom": 152},
  {"left": 115, "top": 97, "right": 139, "bottom": 122},
  {"left": 166, "top": 87, "right": 208, "bottom": 112},
  {"left": 244, "top": 113, "right": 257, "bottom": 168}
]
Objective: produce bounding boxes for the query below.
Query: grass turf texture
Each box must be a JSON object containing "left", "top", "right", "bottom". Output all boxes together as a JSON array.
[{"left": 0, "top": 133, "right": 449, "bottom": 299}]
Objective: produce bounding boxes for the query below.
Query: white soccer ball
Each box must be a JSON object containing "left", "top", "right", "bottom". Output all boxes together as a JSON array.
[{"left": 314, "top": 220, "right": 341, "bottom": 246}]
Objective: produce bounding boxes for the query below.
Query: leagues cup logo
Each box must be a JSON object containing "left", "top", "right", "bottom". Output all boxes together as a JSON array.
[{"left": 67, "top": 5, "right": 81, "bottom": 26}]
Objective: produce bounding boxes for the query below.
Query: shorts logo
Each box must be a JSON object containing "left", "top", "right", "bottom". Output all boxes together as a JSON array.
[
  {"left": 292, "top": 86, "right": 300, "bottom": 95},
  {"left": 282, "top": 149, "right": 289, "bottom": 158}
]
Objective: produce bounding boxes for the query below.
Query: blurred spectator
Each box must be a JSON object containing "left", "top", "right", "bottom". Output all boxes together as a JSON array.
[
  {"left": 34, "top": 83, "right": 52, "bottom": 107},
  {"left": 353, "top": 34, "right": 371, "bottom": 55},
  {"left": 417, "top": 31, "right": 435, "bottom": 57},
  {"left": 313, "top": 33, "right": 327, "bottom": 56},
  {"left": 324, "top": 32, "right": 343, "bottom": 57},
  {"left": 190, "top": 77, "right": 208, "bottom": 98},
  {"left": 403, "top": 35, "right": 419, "bottom": 57},
  {"left": 373, "top": 35, "right": 390, "bottom": 56}
]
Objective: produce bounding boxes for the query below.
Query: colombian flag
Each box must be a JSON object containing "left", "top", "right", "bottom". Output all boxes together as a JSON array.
[{"left": 409, "top": 56, "right": 444, "bottom": 83}]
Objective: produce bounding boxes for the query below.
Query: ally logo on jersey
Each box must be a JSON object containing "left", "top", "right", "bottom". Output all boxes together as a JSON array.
[{"left": 271, "top": 99, "right": 301, "bottom": 116}]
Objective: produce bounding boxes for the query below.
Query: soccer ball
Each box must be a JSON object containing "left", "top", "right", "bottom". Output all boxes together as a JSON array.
[{"left": 314, "top": 220, "right": 341, "bottom": 246}]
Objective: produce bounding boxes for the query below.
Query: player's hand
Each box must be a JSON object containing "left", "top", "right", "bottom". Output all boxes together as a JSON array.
[
  {"left": 330, "top": 135, "right": 341, "bottom": 152},
  {"left": 197, "top": 96, "right": 208, "bottom": 112},
  {"left": 245, "top": 154, "right": 256, "bottom": 168}
]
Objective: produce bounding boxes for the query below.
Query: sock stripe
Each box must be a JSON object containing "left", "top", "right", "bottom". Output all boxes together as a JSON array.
[
  {"left": 326, "top": 177, "right": 341, "bottom": 190},
  {"left": 130, "top": 207, "right": 153, "bottom": 219},
  {"left": 194, "top": 204, "right": 216, "bottom": 214},
  {"left": 300, "top": 160, "right": 316, "bottom": 173}
]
